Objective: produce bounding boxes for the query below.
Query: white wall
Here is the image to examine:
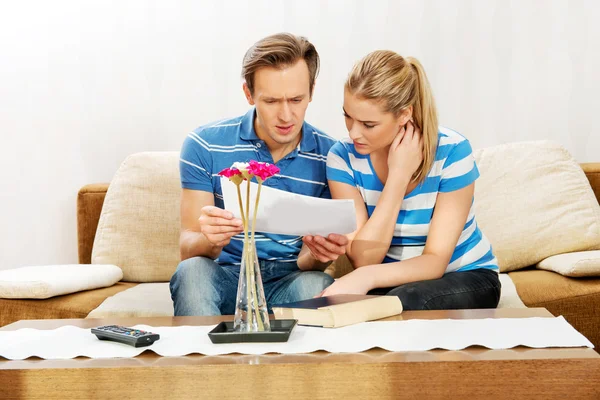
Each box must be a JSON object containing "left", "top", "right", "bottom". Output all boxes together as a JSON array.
[{"left": 1, "top": 0, "right": 598, "bottom": 270}]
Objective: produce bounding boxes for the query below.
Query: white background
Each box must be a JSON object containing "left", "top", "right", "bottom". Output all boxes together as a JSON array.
[{"left": 1, "top": 0, "right": 598, "bottom": 269}]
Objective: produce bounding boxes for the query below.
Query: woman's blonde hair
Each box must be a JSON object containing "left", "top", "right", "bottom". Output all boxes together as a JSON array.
[{"left": 345, "top": 50, "right": 438, "bottom": 184}]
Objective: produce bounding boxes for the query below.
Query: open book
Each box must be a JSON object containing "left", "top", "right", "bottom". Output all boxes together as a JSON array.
[{"left": 271, "top": 294, "right": 403, "bottom": 328}]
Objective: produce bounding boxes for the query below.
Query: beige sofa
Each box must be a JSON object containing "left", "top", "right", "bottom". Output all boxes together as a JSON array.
[{"left": 2, "top": 141, "right": 600, "bottom": 348}]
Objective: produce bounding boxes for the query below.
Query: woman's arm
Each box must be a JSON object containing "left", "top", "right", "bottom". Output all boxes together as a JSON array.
[
  {"left": 368, "top": 182, "right": 474, "bottom": 286},
  {"left": 319, "top": 183, "right": 474, "bottom": 296},
  {"left": 329, "top": 178, "right": 410, "bottom": 267}
]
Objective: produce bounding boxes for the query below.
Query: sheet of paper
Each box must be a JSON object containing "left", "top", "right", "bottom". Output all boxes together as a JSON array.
[
  {"left": 0, "top": 317, "right": 593, "bottom": 360},
  {"left": 220, "top": 177, "right": 357, "bottom": 236}
]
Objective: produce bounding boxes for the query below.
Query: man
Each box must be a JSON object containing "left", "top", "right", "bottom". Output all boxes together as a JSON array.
[{"left": 170, "top": 33, "right": 348, "bottom": 316}]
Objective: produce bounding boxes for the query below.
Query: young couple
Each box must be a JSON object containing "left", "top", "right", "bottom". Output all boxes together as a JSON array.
[{"left": 170, "top": 32, "right": 501, "bottom": 316}]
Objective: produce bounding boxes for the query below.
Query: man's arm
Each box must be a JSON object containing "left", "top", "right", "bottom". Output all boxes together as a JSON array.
[{"left": 179, "top": 189, "right": 243, "bottom": 261}]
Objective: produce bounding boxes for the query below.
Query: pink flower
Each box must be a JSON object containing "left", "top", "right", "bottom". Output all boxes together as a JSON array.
[
  {"left": 248, "top": 160, "right": 280, "bottom": 181},
  {"left": 218, "top": 167, "right": 242, "bottom": 179},
  {"left": 218, "top": 167, "right": 245, "bottom": 185}
]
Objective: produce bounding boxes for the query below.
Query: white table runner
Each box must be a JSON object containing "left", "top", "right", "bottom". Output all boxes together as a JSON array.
[{"left": 0, "top": 317, "right": 593, "bottom": 360}]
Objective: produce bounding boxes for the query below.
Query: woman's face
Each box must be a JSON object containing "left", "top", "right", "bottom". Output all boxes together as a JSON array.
[{"left": 343, "top": 88, "right": 407, "bottom": 155}]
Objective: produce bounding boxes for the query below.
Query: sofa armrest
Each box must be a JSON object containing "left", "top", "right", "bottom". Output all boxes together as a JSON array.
[
  {"left": 77, "top": 183, "right": 110, "bottom": 264},
  {"left": 582, "top": 163, "right": 600, "bottom": 204}
]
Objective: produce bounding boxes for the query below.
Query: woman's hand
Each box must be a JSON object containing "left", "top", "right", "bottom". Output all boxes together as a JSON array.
[
  {"left": 302, "top": 234, "right": 348, "bottom": 264},
  {"left": 387, "top": 120, "right": 423, "bottom": 181},
  {"left": 315, "top": 268, "right": 374, "bottom": 297}
]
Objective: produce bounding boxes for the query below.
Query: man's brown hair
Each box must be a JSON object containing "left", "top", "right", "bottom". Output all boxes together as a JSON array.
[{"left": 242, "top": 33, "right": 320, "bottom": 96}]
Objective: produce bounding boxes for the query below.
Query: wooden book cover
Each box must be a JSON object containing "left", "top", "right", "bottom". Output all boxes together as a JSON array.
[{"left": 271, "top": 294, "right": 403, "bottom": 328}]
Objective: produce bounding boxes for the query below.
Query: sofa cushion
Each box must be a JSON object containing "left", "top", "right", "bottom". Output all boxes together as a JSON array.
[
  {"left": 0, "top": 265, "right": 123, "bottom": 299},
  {"left": 0, "top": 282, "right": 137, "bottom": 327},
  {"left": 86, "top": 273, "right": 526, "bottom": 319},
  {"left": 87, "top": 283, "right": 174, "bottom": 318},
  {"left": 92, "top": 152, "right": 181, "bottom": 282},
  {"left": 509, "top": 269, "right": 600, "bottom": 304},
  {"left": 473, "top": 141, "right": 600, "bottom": 272},
  {"left": 537, "top": 251, "right": 600, "bottom": 277},
  {"left": 496, "top": 273, "right": 526, "bottom": 308}
]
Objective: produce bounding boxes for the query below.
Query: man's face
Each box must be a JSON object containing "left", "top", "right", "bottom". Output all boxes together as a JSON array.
[{"left": 244, "top": 60, "right": 312, "bottom": 148}]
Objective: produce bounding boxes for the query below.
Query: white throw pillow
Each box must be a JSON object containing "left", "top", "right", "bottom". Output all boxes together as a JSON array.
[
  {"left": 537, "top": 251, "right": 600, "bottom": 277},
  {"left": 87, "top": 283, "right": 174, "bottom": 318},
  {"left": 91, "top": 152, "right": 181, "bottom": 282},
  {"left": 0, "top": 265, "right": 123, "bottom": 299},
  {"left": 473, "top": 140, "right": 600, "bottom": 272}
]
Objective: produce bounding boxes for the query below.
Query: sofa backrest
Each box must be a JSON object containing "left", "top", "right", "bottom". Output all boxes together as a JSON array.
[{"left": 90, "top": 141, "right": 600, "bottom": 282}]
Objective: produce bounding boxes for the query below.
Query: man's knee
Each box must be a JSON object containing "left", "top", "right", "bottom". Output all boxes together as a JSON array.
[
  {"left": 293, "top": 271, "right": 335, "bottom": 298},
  {"left": 170, "top": 257, "right": 220, "bottom": 293},
  {"left": 170, "top": 257, "right": 224, "bottom": 316},
  {"left": 173, "top": 256, "right": 217, "bottom": 279}
]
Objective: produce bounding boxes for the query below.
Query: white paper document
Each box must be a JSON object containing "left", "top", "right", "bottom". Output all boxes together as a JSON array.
[
  {"left": 0, "top": 317, "right": 593, "bottom": 360},
  {"left": 220, "top": 177, "right": 357, "bottom": 236}
]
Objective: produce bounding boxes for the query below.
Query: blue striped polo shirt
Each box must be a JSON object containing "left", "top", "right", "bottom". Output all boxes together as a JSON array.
[
  {"left": 326, "top": 127, "right": 498, "bottom": 273},
  {"left": 180, "top": 108, "right": 337, "bottom": 266}
]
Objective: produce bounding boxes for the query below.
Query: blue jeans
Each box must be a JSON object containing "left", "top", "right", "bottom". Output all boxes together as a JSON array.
[
  {"left": 368, "top": 268, "right": 501, "bottom": 311},
  {"left": 170, "top": 256, "right": 334, "bottom": 316}
]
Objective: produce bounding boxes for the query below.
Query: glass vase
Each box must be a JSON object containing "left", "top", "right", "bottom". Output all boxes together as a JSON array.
[{"left": 233, "top": 238, "right": 270, "bottom": 332}]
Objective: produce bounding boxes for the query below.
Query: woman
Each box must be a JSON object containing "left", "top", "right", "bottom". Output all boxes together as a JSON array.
[{"left": 322, "top": 50, "right": 500, "bottom": 310}]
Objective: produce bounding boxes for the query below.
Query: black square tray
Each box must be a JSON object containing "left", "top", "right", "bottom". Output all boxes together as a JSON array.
[{"left": 208, "top": 319, "right": 297, "bottom": 343}]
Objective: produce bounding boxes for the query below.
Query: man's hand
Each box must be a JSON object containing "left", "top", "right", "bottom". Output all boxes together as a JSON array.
[
  {"left": 198, "top": 206, "right": 244, "bottom": 248},
  {"left": 302, "top": 233, "right": 348, "bottom": 263}
]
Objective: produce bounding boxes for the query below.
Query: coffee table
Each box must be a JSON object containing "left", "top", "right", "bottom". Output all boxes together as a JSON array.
[{"left": 1, "top": 308, "right": 599, "bottom": 399}]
